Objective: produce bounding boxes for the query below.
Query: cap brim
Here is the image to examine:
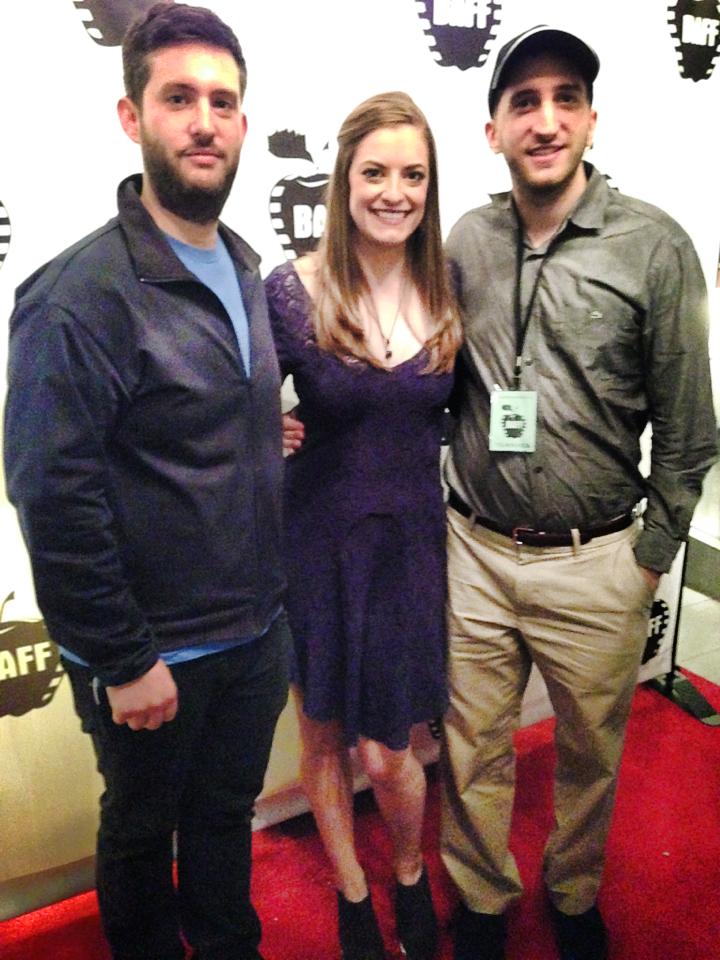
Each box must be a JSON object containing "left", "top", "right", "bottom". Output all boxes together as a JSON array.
[{"left": 488, "top": 26, "right": 599, "bottom": 114}]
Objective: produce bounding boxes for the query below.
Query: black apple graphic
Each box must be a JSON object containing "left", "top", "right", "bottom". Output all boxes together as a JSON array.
[
  {"left": 71, "top": 0, "right": 164, "bottom": 46},
  {"left": 414, "top": 0, "right": 502, "bottom": 70},
  {"left": 268, "top": 131, "right": 330, "bottom": 260},
  {"left": 667, "top": 0, "right": 720, "bottom": 81},
  {"left": 0, "top": 199, "right": 10, "bottom": 272},
  {"left": 0, "top": 592, "right": 64, "bottom": 718},
  {"left": 642, "top": 599, "right": 670, "bottom": 664},
  {"left": 501, "top": 406, "right": 525, "bottom": 439}
]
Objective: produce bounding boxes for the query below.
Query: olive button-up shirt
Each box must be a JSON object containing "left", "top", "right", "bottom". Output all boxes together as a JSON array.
[{"left": 446, "top": 165, "right": 717, "bottom": 573}]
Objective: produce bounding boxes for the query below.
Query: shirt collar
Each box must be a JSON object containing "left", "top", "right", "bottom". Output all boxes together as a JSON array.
[
  {"left": 489, "top": 162, "right": 609, "bottom": 235},
  {"left": 116, "top": 173, "right": 260, "bottom": 282}
]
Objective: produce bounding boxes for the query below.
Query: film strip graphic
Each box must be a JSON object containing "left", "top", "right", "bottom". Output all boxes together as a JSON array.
[
  {"left": 0, "top": 632, "right": 66, "bottom": 717},
  {"left": 414, "top": 0, "right": 502, "bottom": 70},
  {"left": 642, "top": 600, "right": 671, "bottom": 664},
  {"left": 1, "top": 590, "right": 66, "bottom": 718},
  {"left": 269, "top": 175, "right": 329, "bottom": 261},
  {"left": 666, "top": 0, "right": 720, "bottom": 81},
  {"left": 72, "top": 0, "right": 163, "bottom": 47},
  {"left": 268, "top": 131, "right": 329, "bottom": 261},
  {"left": 39, "top": 660, "right": 67, "bottom": 708},
  {"left": 0, "top": 200, "right": 10, "bottom": 271}
]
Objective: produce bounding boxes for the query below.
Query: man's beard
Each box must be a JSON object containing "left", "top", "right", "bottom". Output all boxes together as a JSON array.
[
  {"left": 141, "top": 134, "right": 239, "bottom": 225},
  {"left": 508, "top": 144, "right": 587, "bottom": 203}
]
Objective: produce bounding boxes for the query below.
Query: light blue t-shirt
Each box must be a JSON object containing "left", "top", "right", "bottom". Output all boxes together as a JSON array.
[
  {"left": 59, "top": 614, "right": 280, "bottom": 671},
  {"left": 167, "top": 232, "right": 251, "bottom": 376}
]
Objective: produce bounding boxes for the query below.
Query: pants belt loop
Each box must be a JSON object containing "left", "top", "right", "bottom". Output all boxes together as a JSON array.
[
  {"left": 571, "top": 527, "right": 581, "bottom": 555},
  {"left": 513, "top": 534, "right": 523, "bottom": 559}
]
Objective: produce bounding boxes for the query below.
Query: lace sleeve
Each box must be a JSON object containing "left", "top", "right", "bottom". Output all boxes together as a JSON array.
[{"left": 264, "top": 262, "right": 315, "bottom": 377}]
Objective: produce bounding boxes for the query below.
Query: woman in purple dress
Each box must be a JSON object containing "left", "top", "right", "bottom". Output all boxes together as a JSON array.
[{"left": 265, "top": 92, "right": 461, "bottom": 960}]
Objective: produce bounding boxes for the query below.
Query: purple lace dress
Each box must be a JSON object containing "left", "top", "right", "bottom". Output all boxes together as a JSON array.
[{"left": 265, "top": 261, "right": 452, "bottom": 749}]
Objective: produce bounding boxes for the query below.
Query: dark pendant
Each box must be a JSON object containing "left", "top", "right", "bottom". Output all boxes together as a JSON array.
[{"left": 385, "top": 349, "right": 392, "bottom": 359}]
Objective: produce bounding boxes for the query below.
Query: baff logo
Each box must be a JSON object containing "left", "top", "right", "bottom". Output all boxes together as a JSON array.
[
  {"left": 667, "top": 0, "right": 720, "bottom": 81},
  {"left": 414, "top": 0, "right": 502, "bottom": 70},
  {"left": 0, "top": 199, "right": 10, "bottom": 271},
  {"left": 501, "top": 404, "right": 526, "bottom": 439},
  {"left": 642, "top": 599, "right": 671, "bottom": 664},
  {"left": 71, "top": 0, "right": 164, "bottom": 46},
  {"left": 0, "top": 593, "right": 64, "bottom": 718},
  {"left": 268, "top": 131, "right": 330, "bottom": 261}
]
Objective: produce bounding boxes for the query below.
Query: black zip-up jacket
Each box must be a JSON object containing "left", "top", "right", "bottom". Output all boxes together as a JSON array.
[{"left": 4, "top": 175, "right": 285, "bottom": 686}]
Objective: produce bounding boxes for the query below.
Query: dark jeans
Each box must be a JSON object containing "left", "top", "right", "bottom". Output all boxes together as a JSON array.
[{"left": 65, "top": 615, "right": 291, "bottom": 960}]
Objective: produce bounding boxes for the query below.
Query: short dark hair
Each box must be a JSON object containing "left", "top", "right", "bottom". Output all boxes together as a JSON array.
[{"left": 122, "top": 1, "right": 247, "bottom": 106}]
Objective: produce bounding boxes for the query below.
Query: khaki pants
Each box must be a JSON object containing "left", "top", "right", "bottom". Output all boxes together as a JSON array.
[{"left": 440, "top": 507, "right": 654, "bottom": 915}]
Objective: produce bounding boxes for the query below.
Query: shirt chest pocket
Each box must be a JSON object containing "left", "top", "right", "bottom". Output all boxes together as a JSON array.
[{"left": 541, "top": 282, "right": 645, "bottom": 383}]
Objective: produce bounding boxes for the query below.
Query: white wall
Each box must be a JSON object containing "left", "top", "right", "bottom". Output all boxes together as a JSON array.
[
  {"left": 1, "top": 2, "right": 718, "bottom": 451},
  {"left": 0, "top": 0, "right": 717, "bottom": 914}
]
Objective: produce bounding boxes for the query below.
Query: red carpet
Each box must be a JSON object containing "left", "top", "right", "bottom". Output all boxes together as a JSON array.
[{"left": 3, "top": 674, "right": 720, "bottom": 960}]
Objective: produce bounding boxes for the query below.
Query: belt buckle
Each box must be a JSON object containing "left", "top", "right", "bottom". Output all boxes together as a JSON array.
[{"left": 512, "top": 525, "right": 535, "bottom": 545}]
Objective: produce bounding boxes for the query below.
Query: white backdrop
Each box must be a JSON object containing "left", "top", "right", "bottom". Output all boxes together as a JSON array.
[{"left": 0, "top": 0, "right": 718, "bottom": 917}]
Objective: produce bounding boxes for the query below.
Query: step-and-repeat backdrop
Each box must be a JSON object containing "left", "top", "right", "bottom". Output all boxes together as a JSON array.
[{"left": 0, "top": 0, "right": 718, "bottom": 919}]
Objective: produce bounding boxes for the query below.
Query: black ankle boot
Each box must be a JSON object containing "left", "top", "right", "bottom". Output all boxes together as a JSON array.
[
  {"left": 395, "top": 867, "right": 438, "bottom": 960},
  {"left": 337, "top": 890, "right": 386, "bottom": 960}
]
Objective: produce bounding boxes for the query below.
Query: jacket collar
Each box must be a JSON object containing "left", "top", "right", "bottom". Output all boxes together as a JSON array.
[
  {"left": 116, "top": 174, "right": 261, "bottom": 282},
  {"left": 489, "top": 163, "right": 610, "bottom": 233}
]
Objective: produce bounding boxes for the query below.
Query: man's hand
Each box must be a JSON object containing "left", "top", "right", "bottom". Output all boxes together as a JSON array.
[
  {"left": 639, "top": 566, "right": 661, "bottom": 593},
  {"left": 106, "top": 659, "right": 178, "bottom": 731},
  {"left": 282, "top": 410, "right": 305, "bottom": 455}
]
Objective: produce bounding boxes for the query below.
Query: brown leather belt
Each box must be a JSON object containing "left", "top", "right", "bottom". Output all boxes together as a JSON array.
[{"left": 447, "top": 489, "right": 633, "bottom": 547}]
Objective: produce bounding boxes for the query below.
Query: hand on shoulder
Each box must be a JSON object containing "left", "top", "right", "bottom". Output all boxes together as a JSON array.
[{"left": 294, "top": 253, "right": 320, "bottom": 299}]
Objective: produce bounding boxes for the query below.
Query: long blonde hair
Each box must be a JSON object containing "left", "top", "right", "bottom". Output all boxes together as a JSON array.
[{"left": 313, "top": 92, "right": 461, "bottom": 373}]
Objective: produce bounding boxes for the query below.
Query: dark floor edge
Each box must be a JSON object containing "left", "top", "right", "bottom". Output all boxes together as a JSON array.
[{"left": 0, "top": 857, "right": 95, "bottom": 922}]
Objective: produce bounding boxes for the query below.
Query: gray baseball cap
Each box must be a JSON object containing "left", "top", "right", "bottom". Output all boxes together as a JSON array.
[{"left": 488, "top": 25, "right": 600, "bottom": 115}]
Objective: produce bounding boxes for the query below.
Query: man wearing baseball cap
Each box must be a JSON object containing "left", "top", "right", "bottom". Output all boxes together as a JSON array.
[{"left": 441, "top": 25, "right": 716, "bottom": 960}]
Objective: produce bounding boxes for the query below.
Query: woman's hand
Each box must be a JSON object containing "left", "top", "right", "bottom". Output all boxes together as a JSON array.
[{"left": 283, "top": 410, "right": 305, "bottom": 455}]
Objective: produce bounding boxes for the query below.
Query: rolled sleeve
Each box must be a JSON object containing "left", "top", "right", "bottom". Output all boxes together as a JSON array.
[{"left": 634, "top": 235, "right": 718, "bottom": 572}]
